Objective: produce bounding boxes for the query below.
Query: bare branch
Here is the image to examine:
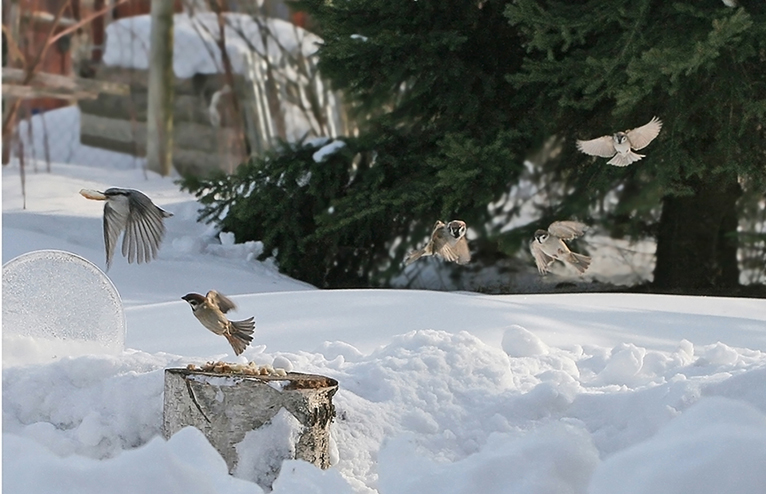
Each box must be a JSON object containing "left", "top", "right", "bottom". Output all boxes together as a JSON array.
[{"left": 48, "top": 0, "right": 132, "bottom": 47}]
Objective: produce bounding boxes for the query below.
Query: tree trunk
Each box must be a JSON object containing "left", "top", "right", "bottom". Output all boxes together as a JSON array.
[
  {"left": 146, "top": 0, "right": 174, "bottom": 176},
  {"left": 163, "top": 368, "right": 338, "bottom": 489},
  {"left": 653, "top": 173, "right": 742, "bottom": 292}
]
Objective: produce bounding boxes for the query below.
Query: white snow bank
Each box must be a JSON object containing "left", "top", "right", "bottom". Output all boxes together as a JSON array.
[
  {"left": 2, "top": 351, "right": 171, "bottom": 459},
  {"left": 3, "top": 427, "right": 259, "bottom": 494},
  {"left": 4, "top": 321, "right": 766, "bottom": 493},
  {"left": 13, "top": 106, "right": 146, "bottom": 169},
  {"left": 271, "top": 459, "right": 356, "bottom": 494},
  {"left": 378, "top": 424, "right": 598, "bottom": 494},
  {"left": 590, "top": 397, "right": 766, "bottom": 494},
  {"left": 234, "top": 408, "right": 303, "bottom": 487},
  {"left": 502, "top": 324, "right": 550, "bottom": 357}
]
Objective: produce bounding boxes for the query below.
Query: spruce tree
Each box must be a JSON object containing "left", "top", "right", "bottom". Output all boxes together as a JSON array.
[
  {"left": 194, "top": 0, "right": 531, "bottom": 286},
  {"left": 505, "top": 0, "right": 766, "bottom": 291}
]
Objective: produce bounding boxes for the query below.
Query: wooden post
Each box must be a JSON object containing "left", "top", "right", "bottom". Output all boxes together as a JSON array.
[
  {"left": 146, "top": 0, "right": 174, "bottom": 176},
  {"left": 162, "top": 368, "right": 338, "bottom": 488}
]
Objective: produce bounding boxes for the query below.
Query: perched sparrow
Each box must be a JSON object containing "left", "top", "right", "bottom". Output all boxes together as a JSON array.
[
  {"left": 576, "top": 116, "right": 662, "bottom": 167},
  {"left": 404, "top": 220, "right": 471, "bottom": 265},
  {"left": 80, "top": 188, "right": 173, "bottom": 269},
  {"left": 530, "top": 221, "right": 591, "bottom": 275},
  {"left": 181, "top": 291, "right": 255, "bottom": 356}
]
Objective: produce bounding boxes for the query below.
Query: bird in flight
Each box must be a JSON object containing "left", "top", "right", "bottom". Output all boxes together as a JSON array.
[
  {"left": 182, "top": 290, "right": 255, "bottom": 356},
  {"left": 576, "top": 117, "right": 662, "bottom": 167},
  {"left": 405, "top": 220, "right": 471, "bottom": 265},
  {"left": 80, "top": 187, "right": 173, "bottom": 269},
  {"left": 530, "top": 221, "right": 591, "bottom": 275}
]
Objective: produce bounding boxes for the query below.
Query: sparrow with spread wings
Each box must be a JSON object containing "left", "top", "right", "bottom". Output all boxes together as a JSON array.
[
  {"left": 80, "top": 188, "right": 173, "bottom": 269},
  {"left": 182, "top": 290, "right": 255, "bottom": 356},
  {"left": 404, "top": 220, "right": 471, "bottom": 266},
  {"left": 576, "top": 117, "right": 662, "bottom": 167},
  {"left": 530, "top": 221, "right": 591, "bottom": 275}
]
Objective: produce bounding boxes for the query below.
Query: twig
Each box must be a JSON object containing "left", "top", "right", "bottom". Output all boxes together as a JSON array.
[
  {"left": 208, "top": 0, "right": 248, "bottom": 169},
  {"left": 41, "top": 111, "right": 52, "bottom": 172},
  {"left": 2, "top": 0, "right": 132, "bottom": 149},
  {"left": 16, "top": 127, "right": 27, "bottom": 210},
  {"left": 48, "top": 0, "right": 132, "bottom": 47}
]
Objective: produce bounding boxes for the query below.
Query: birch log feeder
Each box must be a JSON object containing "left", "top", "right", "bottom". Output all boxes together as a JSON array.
[{"left": 162, "top": 367, "right": 338, "bottom": 488}]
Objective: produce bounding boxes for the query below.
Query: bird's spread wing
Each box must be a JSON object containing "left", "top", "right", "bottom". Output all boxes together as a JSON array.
[
  {"left": 434, "top": 241, "right": 459, "bottom": 263},
  {"left": 404, "top": 247, "right": 428, "bottom": 265},
  {"left": 453, "top": 237, "right": 471, "bottom": 265},
  {"left": 576, "top": 136, "right": 616, "bottom": 158},
  {"left": 103, "top": 200, "right": 129, "bottom": 269},
  {"left": 207, "top": 290, "right": 237, "bottom": 313},
  {"left": 626, "top": 116, "right": 662, "bottom": 150},
  {"left": 530, "top": 240, "right": 555, "bottom": 274},
  {"left": 547, "top": 221, "right": 587, "bottom": 241},
  {"left": 432, "top": 227, "right": 460, "bottom": 262},
  {"left": 122, "top": 191, "right": 168, "bottom": 264}
]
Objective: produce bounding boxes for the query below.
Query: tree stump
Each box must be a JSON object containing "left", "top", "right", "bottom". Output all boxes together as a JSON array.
[{"left": 162, "top": 368, "right": 338, "bottom": 487}]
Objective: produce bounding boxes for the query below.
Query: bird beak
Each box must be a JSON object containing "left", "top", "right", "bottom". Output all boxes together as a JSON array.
[{"left": 79, "top": 188, "right": 107, "bottom": 201}]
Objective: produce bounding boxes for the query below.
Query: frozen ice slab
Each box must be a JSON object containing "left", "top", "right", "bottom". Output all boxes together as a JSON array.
[{"left": 2, "top": 250, "right": 125, "bottom": 366}]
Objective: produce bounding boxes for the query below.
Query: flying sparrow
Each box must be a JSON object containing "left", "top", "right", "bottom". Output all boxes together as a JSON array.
[
  {"left": 404, "top": 220, "right": 471, "bottom": 265},
  {"left": 80, "top": 188, "right": 173, "bottom": 269},
  {"left": 576, "top": 116, "right": 662, "bottom": 167},
  {"left": 181, "top": 290, "right": 255, "bottom": 356},
  {"left": 530, "top": 221, "right": 591, "bottom": 275}
]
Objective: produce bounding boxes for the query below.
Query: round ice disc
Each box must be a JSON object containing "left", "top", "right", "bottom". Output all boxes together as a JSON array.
[{"left": 2, "top": 249, "right": 125, "bottom": 366}]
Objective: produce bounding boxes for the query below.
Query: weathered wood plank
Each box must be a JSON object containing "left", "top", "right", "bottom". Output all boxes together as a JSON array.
[
  {"left": 80, "top": 133, "right": 146, "bottom": 156},
  {"left": 172, "top": 147, "right": 242, "bottom": 176},
  {"left": 80, "top": 114, "right": 245, "bottom": 173},
  {"left": 1, "top": 84, "right": 92, "bottom": 100},
  {"left": 2, "top": 67, "right": 130, "bottom": 97},
  {"left": 79, "top": 114, "right": 236, "bottom": 150},
  {"left": 78, "top": 93, "right": 211, "bottom": 124},
  {"left": 80, "top": 113, "right": 146, "bottom": 145}
]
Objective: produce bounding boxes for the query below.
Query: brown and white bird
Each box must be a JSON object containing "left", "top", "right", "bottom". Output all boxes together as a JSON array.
[
  {"left": 404, "top": 220, "right": 471, "bottom": 266},
  {"left": 576, "top": 116, "right": 662, "bottom": 167},
  {"left": 181, "top": 291, "right": 255, "bottom": 356},
  {"left": 530, "top": 221, "right": 591, "bottom": 275},
  {"left": 80, "top": 187, "right": 173, "bottom": 270}
]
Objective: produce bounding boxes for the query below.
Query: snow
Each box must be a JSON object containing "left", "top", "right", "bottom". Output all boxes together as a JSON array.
[
  {"left": 13, "top": 106, "right": 146, "bottom": 169},
  {"left": 313, "top": 139, "right": 346, "bottom": 163},
  {"left": 103, "top": 13, "right": 321, "bottom": 79},
  {"left": 589, "top": 397, "right": 766, "bottom": 494},
  {"left": 4, "top": 144, "right": 766, "bottom": 493},
  {"left": 3, "top": 427, "right": 257, "bottom": 494},
  {"left": 235, "top": 408, "right": 303, "bottom": 488}
]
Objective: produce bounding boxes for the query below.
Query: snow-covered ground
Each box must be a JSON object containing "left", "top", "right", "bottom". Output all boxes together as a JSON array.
[{"left": 3, "top": 134, "right": 766, "bottom": 493}]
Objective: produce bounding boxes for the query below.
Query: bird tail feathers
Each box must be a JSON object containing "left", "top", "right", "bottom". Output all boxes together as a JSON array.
[
  {"left": 226, "top": 317, "right": 255, "bottom": 355},
  {"left": 607, "top": 151, "right": 644, "bottom": 167},
  {"left": 568, "top": 253, "right": 592, "bottom": 274}
]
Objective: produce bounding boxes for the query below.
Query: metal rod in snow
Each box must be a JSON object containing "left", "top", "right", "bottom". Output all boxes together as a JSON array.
[{"left": 146, "top": 0, "right": 175, "bottom": 176}]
